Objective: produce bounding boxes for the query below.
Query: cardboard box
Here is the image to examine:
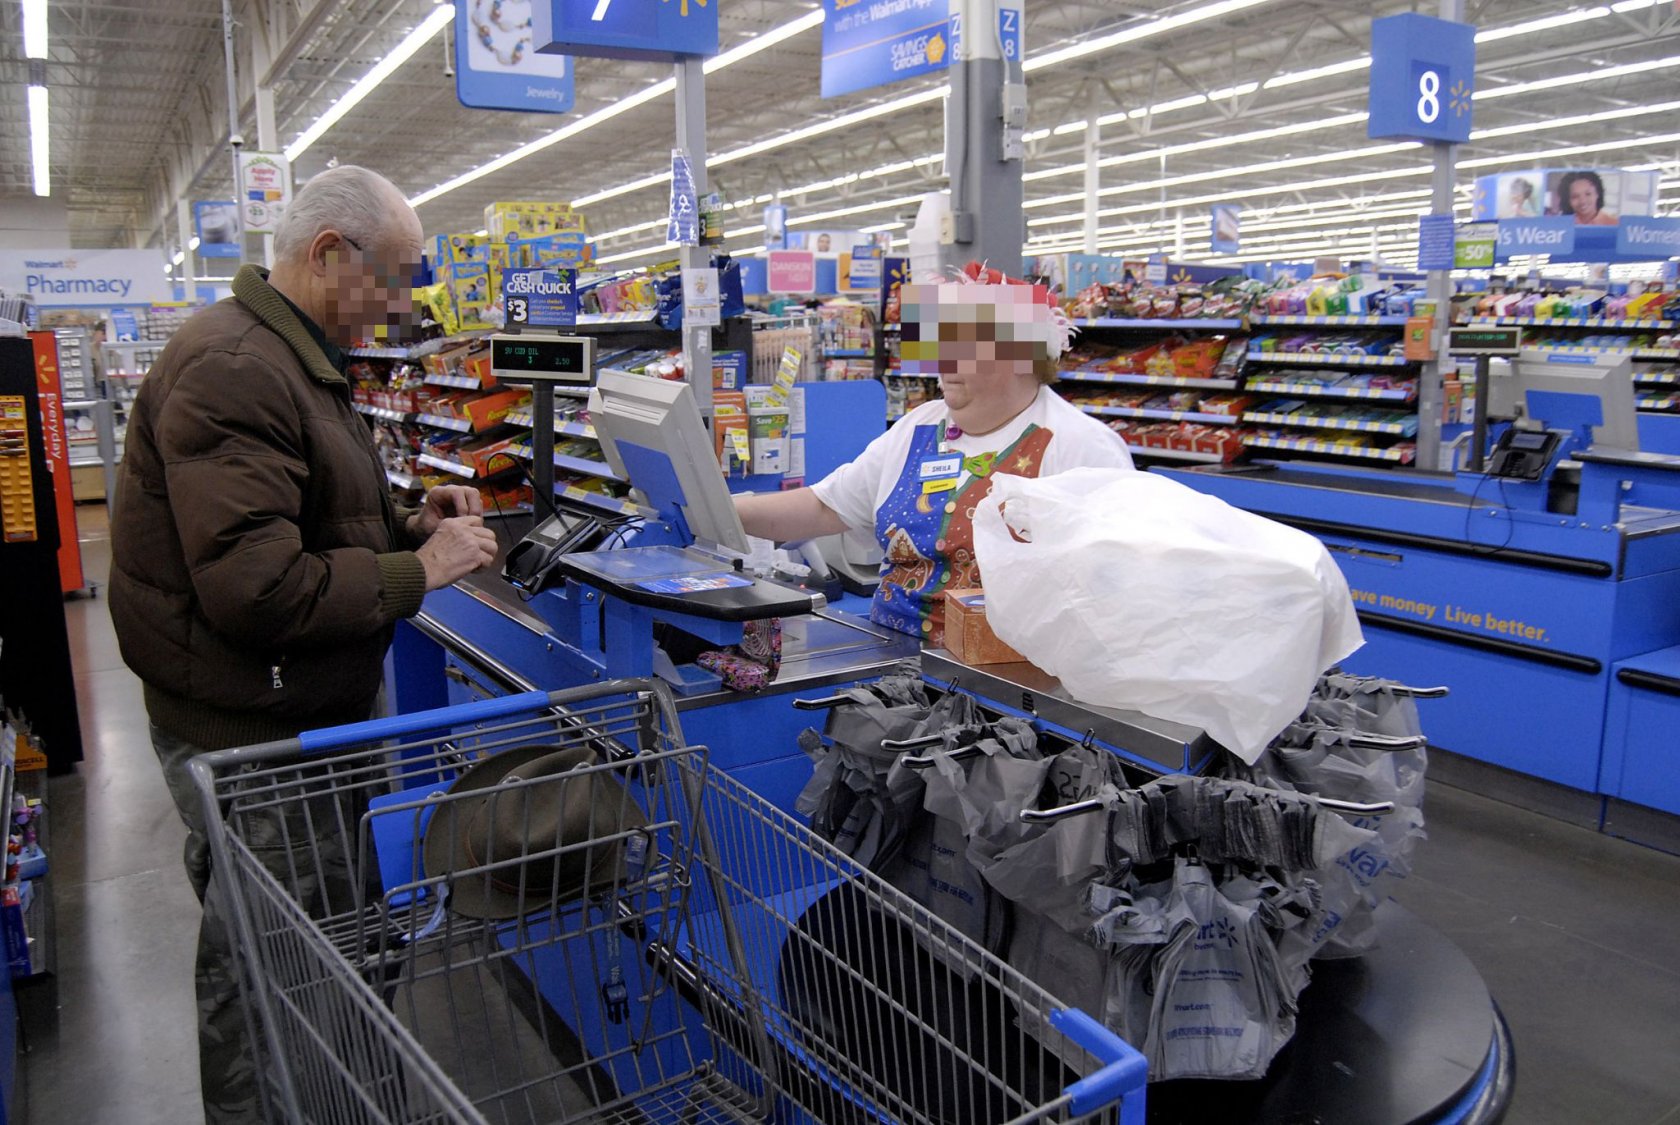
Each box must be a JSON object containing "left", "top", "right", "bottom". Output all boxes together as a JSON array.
[{"left": 943, "top": 588, "right": 1028, "bottom": 665}]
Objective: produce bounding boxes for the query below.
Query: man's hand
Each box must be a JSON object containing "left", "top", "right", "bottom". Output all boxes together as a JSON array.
[
  {"left": 415, "top": 516, "right": 498, "bottom": 591},
  {"left": 408, "top": 485, "right": 484, "bottom": 541}
]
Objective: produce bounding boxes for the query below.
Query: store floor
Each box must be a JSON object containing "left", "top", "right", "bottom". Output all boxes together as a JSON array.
[{"left": 25, "top": 504, "right": 1680, "bottom": 1124}]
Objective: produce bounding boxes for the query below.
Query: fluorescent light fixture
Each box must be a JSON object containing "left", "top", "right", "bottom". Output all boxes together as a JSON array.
[
  {"left": 414, "top": 11, "right": 824, "bottom": 209},
  {"left": 702, "top": 8, "right": 823, "bottom": 72},
  {"left": 410, "top": 76, "right": 675, "bottom": 206},
  {"left": 1025, "top": 0, "right": 1280, "bottom": 72},
  {"left": 1476, "top": 55, "right": 1680, "bottom": 100},
  {"left": 286, "top": 5, "right": 454, "bottom": 162},
  {"left": 171, "top": 250, "right": 185, "bottom": 265},
  {"left": 22, "top": 0, "right": 47, "bottom": 58},
  {"left": 188, "top": 236, "right": 201, "bottom": 250},
  {"left": 27, "top": 85, "right": 49, "bottom": 197}
]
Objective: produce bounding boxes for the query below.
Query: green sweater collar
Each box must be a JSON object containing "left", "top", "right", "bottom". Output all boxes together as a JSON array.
[{"left": 232, "top": 264, "right": 344, "bottom": 385}]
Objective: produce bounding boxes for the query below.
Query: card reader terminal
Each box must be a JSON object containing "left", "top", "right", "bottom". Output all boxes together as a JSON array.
[
  {"left": 503, "top": 505, "right": 615, "bottom": 595},
  {"left": 1486, "top": 428, "right": 1561, "bottom": 481}
]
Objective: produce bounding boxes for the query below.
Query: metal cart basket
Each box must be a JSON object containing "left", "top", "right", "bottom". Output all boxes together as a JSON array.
[{"left": 192, "top": 679, "right": 1146, "bottom": 1125}]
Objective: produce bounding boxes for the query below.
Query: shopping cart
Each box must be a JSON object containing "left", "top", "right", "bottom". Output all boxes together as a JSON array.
[{"left": 192, "top": 679, "right": 1147, "bottom": 1125}]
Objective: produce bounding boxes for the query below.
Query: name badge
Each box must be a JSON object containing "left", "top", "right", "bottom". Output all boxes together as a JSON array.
[{"left": 919, "top": 454, "right": 961, "bottom": 481}]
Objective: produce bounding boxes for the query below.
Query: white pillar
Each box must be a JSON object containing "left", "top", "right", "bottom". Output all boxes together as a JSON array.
[{"left": 1082, "top": 119, "right": 1100, "bottom": 254}]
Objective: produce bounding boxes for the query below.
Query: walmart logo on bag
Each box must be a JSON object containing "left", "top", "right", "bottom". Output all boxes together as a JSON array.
[{"left": 1194, "top": 917, "right": 1240, "bottom": 951}]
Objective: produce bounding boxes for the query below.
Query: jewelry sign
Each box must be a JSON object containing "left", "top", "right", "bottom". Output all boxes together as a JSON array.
[{"left": 456, "top": 0, "right": 575, "bottom": 113}]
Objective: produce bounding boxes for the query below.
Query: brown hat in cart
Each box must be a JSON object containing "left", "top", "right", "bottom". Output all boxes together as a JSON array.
[{"left": 422, "top": 744, "right": 647, "bottom": 920}]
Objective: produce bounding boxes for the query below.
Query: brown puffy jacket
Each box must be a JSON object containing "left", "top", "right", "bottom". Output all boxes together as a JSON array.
[{"left": 110, "top": 265, "right": 428, "bottom": 750}]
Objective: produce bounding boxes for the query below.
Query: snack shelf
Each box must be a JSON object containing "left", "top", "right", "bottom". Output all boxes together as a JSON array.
[
  {"left": 1060, "top": 370, "right": 1242, "bottom": 391},
  {"left": 347, "top": 332, "right": 486, "bottom": 361},
  {"left": 417, "top": 452, "right": 475, "bottom": 478},
  {"left": 1245, "top": 380, "right": 1416, "bottom": 402},
  {"left": 1122, "top": 445, "right": 1229, "bottom": 463},
  {"left": 1078, "top": 404, "right": 1241, "bottom": 426},
  {"left": 423, "top": 372, "right": 481, "bottom": 390},
  {"left": 353, "top": 403, "right": 417, "bottom": 423},
  {"left": 1637, "top": 392, "right": 1680, "bottom": 411},
  {"left": 1074, "top": 317, "right": 1245, "bottom": 330},
  {"left": 824, "top": 349, "right": 875, "bottom": 358},
  {"left": 1524, "top": 344, "right": 1680, "bottom": 360},
  {"left": 345, "top": 345, "right": 411, "bottom": 360},
  {"left": 1634, "top": 370, "right": 1680, "bottom": 387},
  {"left": 558, "top": 485, "right": 638, "bottom": 517},
  {"left": 416, "top": 413, "right": 475, "bottom": 433},
  {"left": 1246, "top": 435, "right": 1415, "bottom": 463},
  {"left": 1252, "top": 315, "right": 1410, "bottom": 327},
  {"left": 1242, "top": 410, "right": 1419, "bottom": 437},
  {"left": 1246, "top": 351, "right": 1409, "bottom": 368},
  {"left": 504, "top": 409, "right": 598, "bottom": 439},
  {"left": 1467, "top": 315, "right": 1675, "bottom": 330},
  {"left": 505, "top": 442, "right": 623, "bottom": 482},
  {"left": 883, "top": 370, "right": 941, "bottom": 379},
  {"left": 386, "top": 469, "right": 417, "bottom": 490}
]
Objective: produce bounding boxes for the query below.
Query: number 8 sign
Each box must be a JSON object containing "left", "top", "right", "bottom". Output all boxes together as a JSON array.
[{"left": 1368, "top": 13, "right": 1475, "bottom": 144}]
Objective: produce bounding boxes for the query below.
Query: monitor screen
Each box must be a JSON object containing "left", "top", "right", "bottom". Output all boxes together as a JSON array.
[
  {"left": 1490, "top": 350, "right": 1639, "bottom": 452},
  {"left": 589, "top": 369, "right": 750, "bottom": 553}
]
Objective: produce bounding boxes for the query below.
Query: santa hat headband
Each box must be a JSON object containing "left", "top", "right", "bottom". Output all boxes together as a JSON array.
[{"left": 898, "top": 261, "right": 1074, "bottom": 374}]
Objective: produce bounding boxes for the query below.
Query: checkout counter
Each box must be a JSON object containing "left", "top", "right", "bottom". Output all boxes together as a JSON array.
[
  {"left": 1163, "top": 342, "right": 1680, "bottom": 842},
  {"left": 384, "top": 338, "right": 1512, "bottom": 1123}
]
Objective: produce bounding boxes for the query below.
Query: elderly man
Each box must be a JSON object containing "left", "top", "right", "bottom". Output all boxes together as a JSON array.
[{"left": 110, "top": 165, "right": 495, "bottom": 1121}]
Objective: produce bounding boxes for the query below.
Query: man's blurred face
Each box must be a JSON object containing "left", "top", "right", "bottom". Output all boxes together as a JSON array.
[{"left": 321, "top": 222, "right": 424, "bottom": 345}]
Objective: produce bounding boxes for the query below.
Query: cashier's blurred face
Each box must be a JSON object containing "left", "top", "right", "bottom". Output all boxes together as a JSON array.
[{"left": 928, "top": 313, "right": 1038, "bottom": 413}]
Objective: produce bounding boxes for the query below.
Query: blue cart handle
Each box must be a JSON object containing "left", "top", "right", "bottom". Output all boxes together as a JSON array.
[
  {"left": 1050, "top": 1008, "right": 1148, "bottom": 1122},
  {"left": 297, "top": 690, "right": 553, "bottom": 754}
]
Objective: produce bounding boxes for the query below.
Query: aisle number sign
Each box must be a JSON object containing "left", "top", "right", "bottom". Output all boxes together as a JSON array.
[
  {"left": 535, "top": 0, "right": 717, "bottom": 62},
  {"left": 1367, "top": 13, "right": 1474, "bottom": 144}
]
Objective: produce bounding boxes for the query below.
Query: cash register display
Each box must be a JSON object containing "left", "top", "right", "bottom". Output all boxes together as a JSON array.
[{"left": 589, "top": 369, "right": 751, "bottom": 553}]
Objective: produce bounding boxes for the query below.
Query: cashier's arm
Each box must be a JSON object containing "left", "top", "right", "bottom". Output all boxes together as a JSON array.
[{"left": 734, "top": 488, "right": 849, "bottom": 544}]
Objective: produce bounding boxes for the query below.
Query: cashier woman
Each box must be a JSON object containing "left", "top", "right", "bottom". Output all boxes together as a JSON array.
[{"left": 735, "top": 265, "right": 1134, "bottom": 647}]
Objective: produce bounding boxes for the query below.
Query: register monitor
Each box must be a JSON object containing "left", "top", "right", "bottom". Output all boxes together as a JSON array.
[
  {"left": 1488, "top": 349, "right": 1639, "bottom": 452},
  {"left": 589, "top": 368, "right": 751, "bottom": 553}
]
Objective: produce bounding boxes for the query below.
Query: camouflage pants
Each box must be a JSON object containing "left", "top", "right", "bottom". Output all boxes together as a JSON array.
[{"left": 152, "top": 723, "right": 367, "bottom": 1124}]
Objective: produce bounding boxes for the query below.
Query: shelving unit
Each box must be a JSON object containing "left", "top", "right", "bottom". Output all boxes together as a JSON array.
[
  {"left": 1061, "top": 314, "right": 1424, "bottom": 468},
  {"left": 1460, "top": 312, "right": 1680, "bottom": 422}
]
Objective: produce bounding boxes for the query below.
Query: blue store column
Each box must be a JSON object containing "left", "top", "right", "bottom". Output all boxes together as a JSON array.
[{"left": 943, "top": 0, "right": 1026, "bottom": 275}]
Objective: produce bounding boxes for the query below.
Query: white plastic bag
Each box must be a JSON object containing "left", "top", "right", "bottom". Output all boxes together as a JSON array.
[{"left": 971, "top": 469, "right": 1363, "bottom": 763}]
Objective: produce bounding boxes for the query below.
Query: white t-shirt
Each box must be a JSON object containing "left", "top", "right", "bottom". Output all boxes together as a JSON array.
[{"left": 811, "top": 385, "right": 1135, "bottom": 532}]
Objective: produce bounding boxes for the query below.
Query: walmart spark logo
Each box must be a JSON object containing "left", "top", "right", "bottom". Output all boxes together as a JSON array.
[
  {"left": 662, "top": 0, "right": 707, "bottom": 16},
  {"left": 1449, "top": 78, "right": 1471, "bottom": 118}
]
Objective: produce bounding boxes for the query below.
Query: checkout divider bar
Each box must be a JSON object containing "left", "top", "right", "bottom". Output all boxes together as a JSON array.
[
  {"left": 1357, "top": 611, "right": 1603, "bottom": 674},
  {"left": 1275, "top": 514, "right": 1616, "bottom": 578}
]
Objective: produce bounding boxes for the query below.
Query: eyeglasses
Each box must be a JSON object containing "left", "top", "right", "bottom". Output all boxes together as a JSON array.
[{"left": 337, "top": 233, "right": 424, "bottom": 288}]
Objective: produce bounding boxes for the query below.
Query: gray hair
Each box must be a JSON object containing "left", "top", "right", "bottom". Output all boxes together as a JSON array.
[{"left": 273, "top": 165, "right": 409, "bottom": 262}]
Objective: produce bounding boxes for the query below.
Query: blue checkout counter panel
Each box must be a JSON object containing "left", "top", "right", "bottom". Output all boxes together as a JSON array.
[{"left": 1603, "top": 646, "right": 1680, "bottom": 817}]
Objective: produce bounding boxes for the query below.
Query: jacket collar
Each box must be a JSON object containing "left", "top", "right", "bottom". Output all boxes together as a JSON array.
[{"left": 232, "top": 264, "right": 344, "bottom": 385}]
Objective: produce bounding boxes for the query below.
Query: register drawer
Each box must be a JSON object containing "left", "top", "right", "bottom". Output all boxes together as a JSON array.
[{"left": 1602, "top": 648, "right": 1680, "bottom": 817}]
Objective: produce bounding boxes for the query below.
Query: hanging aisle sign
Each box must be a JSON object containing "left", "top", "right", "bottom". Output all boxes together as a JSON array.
[
  {"left": 1367, "top": 13, "right": 1475, "bottom": 144},
  {"left": 1496, "top": 218, "right": 1577, "bottom": 258},
  {"left": 820, "top": 0, "right": 950, "bottom": 99},
  {"left": 534, "top": 0, "right": 718, "bottom": 62},
  {"left": 0, "top": 249, "right": 171, "bottom": 306},
  {"left": 1210, "top": 205, "right": 1242, "bottom": 255},
  {"left": 455, "top": 0, "right": 575, "bottom": 113},
  {"left": 236, "top": 152, "right": 292, "bottom": 235},
  {"left": 1453, "top": 222, "right": 1496, "bottom": 269},
  {"left": 669, "top": 150, "right": 699, "bottom": 246}
]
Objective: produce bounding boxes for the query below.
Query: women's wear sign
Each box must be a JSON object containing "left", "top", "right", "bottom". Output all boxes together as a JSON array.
[{"left": 237, "top": 152, "right": 292, "bottom": 235}]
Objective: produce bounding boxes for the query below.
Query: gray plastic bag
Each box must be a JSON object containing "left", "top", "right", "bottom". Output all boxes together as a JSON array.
[{"left": 1145, "top": 860, "right": 1298, "bottom": 1081}]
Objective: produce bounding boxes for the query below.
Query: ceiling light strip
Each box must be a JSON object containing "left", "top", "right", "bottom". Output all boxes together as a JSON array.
[{"left": 286, "top": 5, "right": 455, "bottom": 163}]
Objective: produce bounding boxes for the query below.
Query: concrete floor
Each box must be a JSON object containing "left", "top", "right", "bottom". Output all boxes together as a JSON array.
[{"left": 21, "top": 503, "right": 1680, "bottom": 1123}]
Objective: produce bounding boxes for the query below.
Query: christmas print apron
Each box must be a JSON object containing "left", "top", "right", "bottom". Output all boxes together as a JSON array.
[{"left": 872, "top": 417, "right": 1052, "bottom": 646}]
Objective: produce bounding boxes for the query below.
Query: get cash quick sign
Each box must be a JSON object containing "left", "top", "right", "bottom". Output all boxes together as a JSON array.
[{"left": 3, "top": 249, "right": 170, "bottom": 306}]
